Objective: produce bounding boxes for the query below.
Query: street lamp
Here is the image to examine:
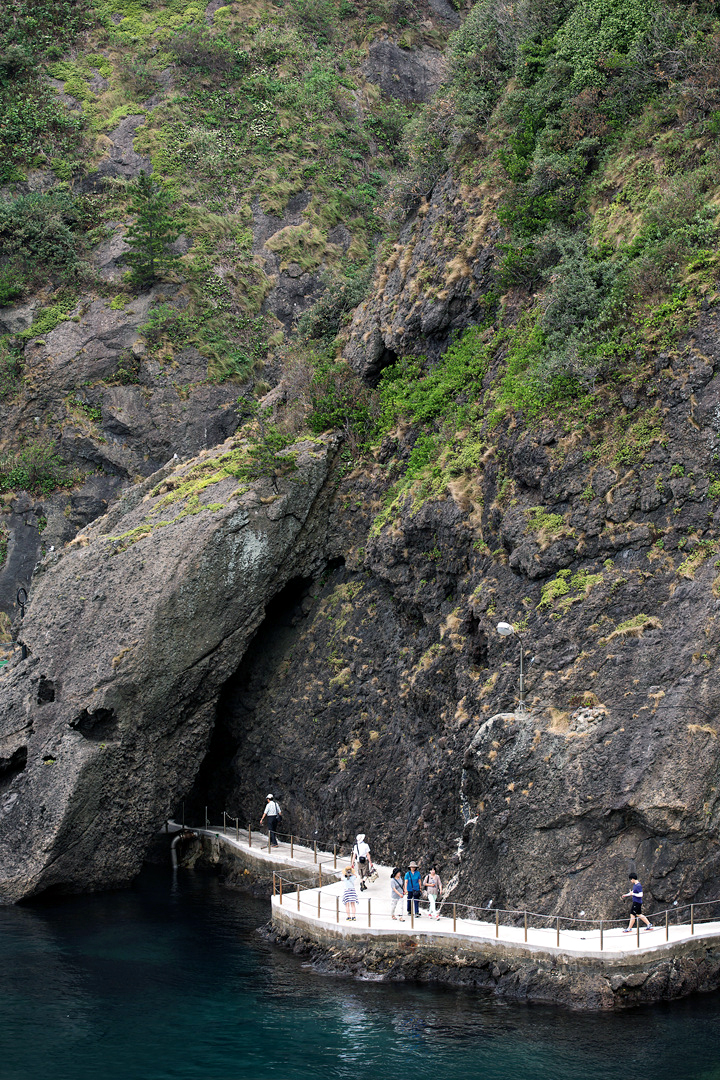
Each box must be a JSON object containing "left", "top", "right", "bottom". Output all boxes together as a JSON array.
[{"left": 497, "top": 622, "right": 527, "bottom": 715}]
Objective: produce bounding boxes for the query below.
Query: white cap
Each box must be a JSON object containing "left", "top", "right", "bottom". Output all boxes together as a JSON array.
[
  {"left": 267, "top": 793, "right": 273, "bottom": 799},
  {"left": 356, "top": 833, "right": 365, "bottom": 842}
]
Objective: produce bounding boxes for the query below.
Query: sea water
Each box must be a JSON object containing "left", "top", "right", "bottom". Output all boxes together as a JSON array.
[{"left": 1, "top": 865, "right": 719, "bottom": 1080}]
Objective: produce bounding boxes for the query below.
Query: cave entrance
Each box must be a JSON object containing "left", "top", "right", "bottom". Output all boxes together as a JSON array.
[
  {"left": 179, "top": 572, "right": 319, "bottom": 825},
  {"left": 367, "top": 346, "right": 398, "bottom": 387}
]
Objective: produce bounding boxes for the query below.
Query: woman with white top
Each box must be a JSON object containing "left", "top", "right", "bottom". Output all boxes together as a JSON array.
[{"left": 423, "top": 867, "right": 443, "bottom": 919}]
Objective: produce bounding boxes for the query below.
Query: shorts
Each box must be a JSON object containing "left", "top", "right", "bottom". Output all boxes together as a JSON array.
[{"left": 631, "top": 901, "right": 643, "bottom": 916}]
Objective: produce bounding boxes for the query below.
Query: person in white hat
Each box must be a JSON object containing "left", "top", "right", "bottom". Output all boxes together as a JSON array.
[
  {"left": 351, "top": 833, "right": 373, "bottom": 891},
  {"left": 260, "top": 794, "right": 281, "bottom": 847}
]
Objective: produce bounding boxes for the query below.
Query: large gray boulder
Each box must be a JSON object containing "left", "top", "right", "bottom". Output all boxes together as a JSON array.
[{"left": 0, "top": 434, "right": 337, "bottom": 902}]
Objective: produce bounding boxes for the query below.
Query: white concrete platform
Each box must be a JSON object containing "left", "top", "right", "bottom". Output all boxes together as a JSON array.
[{"left": 187, "top": 826, "right": 720, "bottom": 962}]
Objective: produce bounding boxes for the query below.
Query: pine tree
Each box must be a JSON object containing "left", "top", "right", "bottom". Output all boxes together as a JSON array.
[{"left": 124, "top": 172, "right": 179, "bottom": 287}]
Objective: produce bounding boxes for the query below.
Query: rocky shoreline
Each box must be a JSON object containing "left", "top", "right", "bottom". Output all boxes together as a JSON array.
[{"left": 264, "top": 920, "right": 720, "bottom": 1012}]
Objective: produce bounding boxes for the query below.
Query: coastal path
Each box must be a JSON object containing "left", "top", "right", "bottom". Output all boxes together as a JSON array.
[{"left": 175, "top": 822, "right": 720, "bottom": 961}]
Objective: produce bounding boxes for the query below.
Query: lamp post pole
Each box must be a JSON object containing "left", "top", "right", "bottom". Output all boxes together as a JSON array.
[
  {"left": 517, "top": 630, "right": 526, "bottom": 714},
  {"left": 497, "top": 622, "right": 527, "bottom": 716}
]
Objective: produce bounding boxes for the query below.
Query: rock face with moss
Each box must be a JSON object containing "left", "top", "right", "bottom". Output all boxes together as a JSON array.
[
  {"left": 199, "top": 327, "right": 720, "bottom": 919},
  {"left": 0, "top": 434, "right": 336, "bottom": 902},
  {"left": 6, "top": 0, "right": 720, "bottom": 1013}
]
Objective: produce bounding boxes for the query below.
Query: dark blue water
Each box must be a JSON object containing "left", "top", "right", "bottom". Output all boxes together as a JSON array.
[{"left": 1, "top": 867, "right": 720, "bottom": 1080}]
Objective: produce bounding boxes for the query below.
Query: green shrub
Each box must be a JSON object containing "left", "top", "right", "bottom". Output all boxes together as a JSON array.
[
  {"left": 115, "top": 349, "right": 141, "bottom": 385},
  {"left": 553, "top": 0, "right": 657, "bottom": 94},
  {"left": 0, "top": 0, "right": 91, "bottom": 180},
  {"left": 288, "top": 0, "right": 338, "bottom": 44},
  {"left": 297, "top": 266, "right": 372, "bottom": 345},
  {"left": 446, "top": 0, "right": 525, "bottom": 132},
  {"left": 0, "top": 269, "right": 24, "bottom": 306},
  {"left": 0, "top": 191, "right": 92, "bottom": 291},
  {"left": 118, "top": 56, "right": 160, "bottom": 98},
  {"left": 305, "top": 352, "right": 377, "bottom": 450},
  {"left": 169, "top": 27, "right": 238, "bottom": 80},
  {"left": 0, "top": 339, "right": 22, "bottom": 401},
  {"left": 0, "top": 442, "right": 74, "bottom": 495},
  {"left": 379, "top": 322, "right": 495, "bottom": 429}
]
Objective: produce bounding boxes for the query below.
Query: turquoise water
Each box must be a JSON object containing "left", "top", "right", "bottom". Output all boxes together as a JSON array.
[{"left": 1, "top": 867, "right": 720, "bottom": 1080}]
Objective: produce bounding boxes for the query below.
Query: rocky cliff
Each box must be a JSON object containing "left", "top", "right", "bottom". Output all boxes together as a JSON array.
[
  {"left": 3, "top": 0, "right": 720, "bottom": 951},
  {"left": 0, "top": 434, "right": 336, "bottom": 900}
]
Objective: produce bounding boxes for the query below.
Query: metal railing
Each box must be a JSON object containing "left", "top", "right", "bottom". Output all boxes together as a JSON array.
[
  {"left": 268, "top": 870, "right": 720, "bottom": 951},
  {"left": 198, "top": 811, "right": 353, "bottom": 869},
  {"left": 192, "top": 814, "right": 720, "bottom": 951}
]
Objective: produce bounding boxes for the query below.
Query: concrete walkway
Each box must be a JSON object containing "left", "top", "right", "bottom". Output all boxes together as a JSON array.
[{"left": 184, "top": 826, "right": 720, "bottom": 961}]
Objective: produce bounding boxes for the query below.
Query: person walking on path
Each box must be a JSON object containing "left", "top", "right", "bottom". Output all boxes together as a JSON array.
[
  {"left": 351, "top": 833, "right": 373, "bottom": 891},
  {"left": 405, "top": 861, "right": 423, "bottom": 917},
  {"left": 342, "top": 866, "right": 359, "bottom": 921},
  {"left": 390, "top": 868, "right": 405, "bottom": 921},
  {"left": 423, "top": 866, "right": 443, "bottom": 920},
  {"left": 622, "top": 874, "right": 653, "bottom": 932},
  {"left": 260, "top": 794, "right": 281, "bottom": 847}
]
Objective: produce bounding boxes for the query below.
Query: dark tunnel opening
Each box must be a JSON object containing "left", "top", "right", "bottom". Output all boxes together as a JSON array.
[{"left": 178, "top": 569, "right": 336, "bottom": 826}]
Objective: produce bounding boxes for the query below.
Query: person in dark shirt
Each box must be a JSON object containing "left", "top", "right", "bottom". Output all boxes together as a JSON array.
[{"left": 622, "top": 874, "right": 653, "bottom": 932}]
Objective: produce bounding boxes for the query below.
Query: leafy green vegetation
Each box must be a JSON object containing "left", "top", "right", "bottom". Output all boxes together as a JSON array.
[
  {"left": 304, "top": 352, "right": 377, "bottom": 451},
  {"left": 0, "top": 339, "right": 22, "bottom": 401},
  {"left": 0, "top": 443, "right": 75, "bottom": 496},
  {"left": 0, "top": 192, "right": 95, "bottom": 299},
  {"left": 0, "top": 0, "right": 90, "bottom": 182}
]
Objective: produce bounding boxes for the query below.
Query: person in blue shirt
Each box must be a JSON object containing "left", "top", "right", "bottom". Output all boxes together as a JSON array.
[
  {"left": 405, "top": 861, "right": 423, "bottom": 917},
  {"left": 622, "top": 874, "right": 653, "bottom": 932}
]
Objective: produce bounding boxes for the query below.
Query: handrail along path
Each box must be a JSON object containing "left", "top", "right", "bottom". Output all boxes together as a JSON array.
[{"left": 181, "top": 819, "right": 720, "bottom": 960}]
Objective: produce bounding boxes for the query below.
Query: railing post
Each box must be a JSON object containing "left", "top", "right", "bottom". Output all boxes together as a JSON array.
[
  {"left": 666, "top": 909, "right": 669, "bottom": 941},
  {"left": 279, "top": 879, "right": 283, "bottom": 906},
  {"left": 524, "top": 911, "right": 527, "bottom": 943},
  {"left": 334, "top": 844, "right": 337, "bottom": 869},
  {"left": 336, "top": 896, "right": 339, "bottom": 923},
  {"left": 637, "top": 921, "right": 640, "bottom": 948},
  {"left": 691, "top": 904, "right": 695, "bottom": 934},
  {"left": 248, "top": 824, "right": 252, "bottom": 847},
  {"left": 273, "top": 872, "right": 276, "bottom": 896},
  {"left": 495, "top": 910, "right": 499, "bottom": 939},
  {"left": 556, "top": 917, "right": 559, "bottom": 947},
  {"left": 291, "top": 835, "right": 294, "bottom": 859},
  {"left": 368, "top": 899, "right": 371, "bottom": 928},
  {"left": 318, "top": 865, "right": 322, "bottom": 889},
  {"left": 453, "top": 903, "right": 456, "bottom": 933},
  {"left": 600, "top": 920, "right": 603, "bottom": 951},
  {"left": 411, "top": 908, "right": 414, "bottom": 930},
  {"left": 314, "top": 840, "right": 317, "bottom": 864},
  {"left": 317, "top": 891, "right": 321, "bottom": 919}
]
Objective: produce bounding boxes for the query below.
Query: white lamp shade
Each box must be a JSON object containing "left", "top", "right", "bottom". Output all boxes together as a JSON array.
[{"left": 496, "top": 622, "right": 514, "bottom": 636}]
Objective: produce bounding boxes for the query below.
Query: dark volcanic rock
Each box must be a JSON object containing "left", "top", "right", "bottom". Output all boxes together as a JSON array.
[
  {"left": 363, "top": 42, "right": 447, "bottom": 102},
  {"left": 344, "top": 171, "right": 499, "bottom": 376},
  {"left": 0, "top": 436, "right": 337, "bottom": 902},
  {"left": 264, "top": 923, "right": 720, "bottom": 1010}
]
